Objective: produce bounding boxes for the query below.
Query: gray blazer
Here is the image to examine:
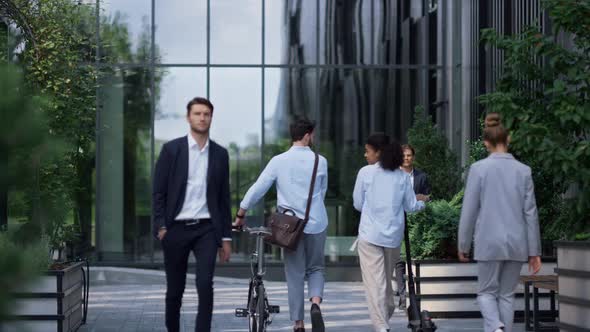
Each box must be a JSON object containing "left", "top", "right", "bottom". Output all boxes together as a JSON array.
[{"left": 458, "top": 153, "right": 541, "bottom": 262}]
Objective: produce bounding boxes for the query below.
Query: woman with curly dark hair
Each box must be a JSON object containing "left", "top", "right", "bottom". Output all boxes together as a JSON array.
[{"left": 353, "top": 139, "right": 429, "bottom": 332}]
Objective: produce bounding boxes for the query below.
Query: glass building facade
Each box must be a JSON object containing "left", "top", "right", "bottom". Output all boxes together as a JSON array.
[
  {"left": 93, "top": 0, "right": 464, "bottom": 265},
  {"left": 2, "top": 0, "right": 557, "bottom": 266}
]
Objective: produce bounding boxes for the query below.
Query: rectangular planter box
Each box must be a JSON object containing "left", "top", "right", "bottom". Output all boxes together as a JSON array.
[
  {"left": 2, "top": 261, "right": 85, "bottom": 332},
  {"left": 555, "top": 241, "right": 590, "bottom": 332},
  {"left": 413, "top": 259, "right": 557, "bottom": 319}
]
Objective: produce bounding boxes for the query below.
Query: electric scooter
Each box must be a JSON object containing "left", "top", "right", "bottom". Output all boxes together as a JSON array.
[{"left": 404, "top": 213, "right": 437, "bottom": 332}]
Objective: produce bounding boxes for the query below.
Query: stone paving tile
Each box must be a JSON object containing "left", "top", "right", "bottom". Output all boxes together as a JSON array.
[{"left": 78, "top": 280, "right": 526, "bottom": 331}]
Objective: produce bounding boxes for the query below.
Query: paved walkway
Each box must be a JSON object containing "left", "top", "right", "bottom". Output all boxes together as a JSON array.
[{"left": 78, "top": 268, "right": 525, "bottom": 331}]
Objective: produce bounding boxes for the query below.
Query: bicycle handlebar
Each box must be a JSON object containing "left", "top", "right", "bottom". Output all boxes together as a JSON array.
[{"left": 232, "top": 225, "right": 272, "bottom": 236}]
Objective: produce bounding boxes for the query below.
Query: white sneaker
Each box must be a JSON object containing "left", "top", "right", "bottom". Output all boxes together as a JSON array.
[{"left": 494, "top": 328, "right": 504, "bottom": 332}]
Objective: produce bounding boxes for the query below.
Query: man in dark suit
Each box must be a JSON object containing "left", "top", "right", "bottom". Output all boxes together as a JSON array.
[
  {"left": 401, "top": 144, "right": 431, "bottom": 196},
  {"left": 152, "top": 97, "right": 232, "bottom": 332},
  {"left": 396, "top": 144, "right": 431, "bottom": 310}
]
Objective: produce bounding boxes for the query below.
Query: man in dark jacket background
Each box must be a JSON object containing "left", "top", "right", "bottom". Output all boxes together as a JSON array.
[{"left": 396, "top": 144, "right": 431, "bottom": 310}]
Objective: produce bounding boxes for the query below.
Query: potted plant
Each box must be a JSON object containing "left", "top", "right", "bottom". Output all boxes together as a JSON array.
[
  {"left": 554, "top": 232, "right": 590, "bottom": 331},
  {"left": 2, "top": 222, "right": 87, "bottom": 332}
]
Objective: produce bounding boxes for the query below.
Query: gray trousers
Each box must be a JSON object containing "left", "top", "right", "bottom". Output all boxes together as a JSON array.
[
  {"left": 477, "top": 261, "right": 523, "bottom": 332},
  {"left": 284, "top": 230, "right": 327, "bottom": 321}
]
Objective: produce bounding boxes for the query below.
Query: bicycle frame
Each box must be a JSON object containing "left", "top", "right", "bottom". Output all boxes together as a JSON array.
[
  {"left": 234, "top": 226, "right": 280, "bottom": 332},
  {"left": 253, "top": 231, "right": 265, "bottom": 277}
]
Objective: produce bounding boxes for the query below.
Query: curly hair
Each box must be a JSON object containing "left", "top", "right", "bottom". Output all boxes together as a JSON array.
[
  {"left": 379, "top": 141, "right": 404, "bottom": 171},
  {"left": 367, "top": 132, "right": 390, "bottom": 152}
]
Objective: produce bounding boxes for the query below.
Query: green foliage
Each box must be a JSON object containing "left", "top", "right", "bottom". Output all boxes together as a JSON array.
[
  {"left": 0, "top": 21, "right": 7, "bottom": 62},
  {"left": 0, "top": 230, "right": 51, "bottom": 319},
  {"left": 407, "top": 106, "right": 462, "bottom": 200},
  {"left": 466, "top": 119, "right": 488, "bottom": 168},
  {"left": 6, "top": 0, "right": 99, "bottom": 250},
  {"left": 407, "top": 191, "right": 463, "bottom": 260},
  {"left": 0, "top": 65, "right": 58, "bottom": 189},
  {"left": 0, "top": 63, "right": 69, "bottom": 248},
  {"left": 479, "top": 0, "right": 590, "bottom": 239},
  {"left": 8, "top": 0, "right": 163, "bottom": 252}
]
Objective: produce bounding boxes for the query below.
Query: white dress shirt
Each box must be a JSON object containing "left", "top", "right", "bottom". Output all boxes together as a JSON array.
[
  {"left": 353, "top": 163, "right": 425, "bottom": 248},
  {"left": 175, "top": 134, "right": 210, "bottom": 220},
  {"left": 240, "top": 146, "right": 329, "bottom": 234}
]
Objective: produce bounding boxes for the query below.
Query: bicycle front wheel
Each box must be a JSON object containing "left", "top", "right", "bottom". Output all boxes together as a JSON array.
[{"left": 256, "top": 284, "right": 267, "bottom": 332}]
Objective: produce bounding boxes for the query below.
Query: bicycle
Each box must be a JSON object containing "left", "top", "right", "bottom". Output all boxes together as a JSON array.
[{"left": 233, "top": 225, "right": 280, "bottom": 332}]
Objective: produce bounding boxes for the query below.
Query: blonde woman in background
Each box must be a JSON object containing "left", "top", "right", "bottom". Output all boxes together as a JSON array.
[{"left": 458, "top": 112, "right": 542, "bottom": 332}]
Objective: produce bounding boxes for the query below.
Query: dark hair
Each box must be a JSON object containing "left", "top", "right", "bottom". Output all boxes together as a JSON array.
[
  {"left": 366, "top": 132, "right": 390, "bottom": 152},
  {"left": 401, "top": 144, "right": 415, "bottom": 155},
  {"left": 379, "top": 141, "right": 404, "bottom": 171},
  {"left": 186, "top": 97, "right": 214, "bottom": 116},
  {"left": 483, "top": 112, "right": 508, "bottom": 146},
  {"left": 289, "top": 118, "right": 316, "bottom": 142}
]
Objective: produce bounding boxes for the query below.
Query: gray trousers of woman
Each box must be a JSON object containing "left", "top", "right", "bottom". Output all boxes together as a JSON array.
[{"left": 477, "top": 261, "right": 523, "bottom": 332}]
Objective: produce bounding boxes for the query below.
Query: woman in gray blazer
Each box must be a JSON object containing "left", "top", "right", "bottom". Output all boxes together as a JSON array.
[{"left": 458, "top": 113, "right": 542, "bottom": 332}]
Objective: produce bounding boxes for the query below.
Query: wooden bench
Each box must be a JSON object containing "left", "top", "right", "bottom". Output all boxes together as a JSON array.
[{"left": 520, "top": 275, "right": 558, "bottom": 331}]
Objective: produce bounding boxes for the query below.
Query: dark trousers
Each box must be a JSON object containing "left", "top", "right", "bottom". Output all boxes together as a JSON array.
[
  {"left": 162, "top": 222, "right": 217, "bottom": 332},
  {"left": 395, "top": 259, "right": 406, "bottom": 295}
]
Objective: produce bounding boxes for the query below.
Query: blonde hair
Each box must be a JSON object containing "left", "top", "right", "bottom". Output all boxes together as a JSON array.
[{"left": 483, "top": 112, "right": 508, "bottom": 147}]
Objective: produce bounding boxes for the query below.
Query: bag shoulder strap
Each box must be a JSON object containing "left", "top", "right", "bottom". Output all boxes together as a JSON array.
[{"left": 304, "top": 153, "right": 320, "bottom": 222}]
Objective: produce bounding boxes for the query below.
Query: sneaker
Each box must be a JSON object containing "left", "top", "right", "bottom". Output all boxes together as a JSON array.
[{"left": 310, "top": 303, "right": 325, "bottom": 332}]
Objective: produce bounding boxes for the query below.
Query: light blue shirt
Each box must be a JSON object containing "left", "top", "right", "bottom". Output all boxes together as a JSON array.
[
  {"left": 353, "top": 164, "right": 425, "bottom": 248},
  {"left": 240, "top": 146, "right": 329, "bottom": 234}
]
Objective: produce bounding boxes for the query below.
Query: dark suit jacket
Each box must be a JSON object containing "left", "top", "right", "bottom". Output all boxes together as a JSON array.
[
  {"left": 413, "top": 168, "right": 431, "bottom": 195},
  {"left": 152, "top": 136, "right": 231, "bottom": 246}
]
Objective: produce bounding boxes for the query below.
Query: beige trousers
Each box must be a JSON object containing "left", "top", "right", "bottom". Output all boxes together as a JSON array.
[{"left": 358, "top": 239, "right": 400, "bottom": 332}]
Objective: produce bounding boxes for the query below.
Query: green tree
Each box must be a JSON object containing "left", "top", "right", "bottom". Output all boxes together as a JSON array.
[
  {"left": 7, "top": 0, "right": 98, "bottom": 250},
  {"left": 0, "top": 64, "right": 54, "bottom": 318},
  {"left": 407, "top": 106, "right": 462, "bottom": 201},
  {"left": 479, "top": 0, "right": 590, "bottom": 240},
  {"left": 6, "top": 0, "right": 165, "bottom": 254}
]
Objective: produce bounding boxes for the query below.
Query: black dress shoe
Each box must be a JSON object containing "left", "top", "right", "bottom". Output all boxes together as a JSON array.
[
  {"left": 310, "top": 303, "right": 325, "bottom": 332},
  {"left": 294, "top": 328, "right": 305, "bottom": 332}
]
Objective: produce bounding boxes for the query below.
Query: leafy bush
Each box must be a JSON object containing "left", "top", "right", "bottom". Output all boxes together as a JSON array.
[
  {"left": 407, "top": 191, "right": 463, "bottom": 260},
  {"left": 479, "top": 0, "right": 590, "bottom": 239},
  {"left": 466, "top": 119, "right": 488, "bottom": 168},
  {"left": 407, "top": 106, "right": 462, "bottom": 201}
]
